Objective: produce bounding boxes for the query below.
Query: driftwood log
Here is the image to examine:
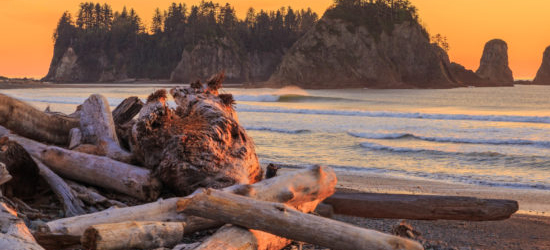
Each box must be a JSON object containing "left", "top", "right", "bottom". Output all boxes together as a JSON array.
[
  {"left": 112, "top": 96, "right": 143, "bottom": 125},
  {"left": 33, "top": 157, "right": 86, "bottom": 217},
  {"left": 0, "top": 203, "right": 45, "bottom": 250},
  {"left": 131, "top": 73, "right": 262, "bottom": 195},
  {"left": 43, "top": 166, "right": 336, "bottom": 239},
  {"left": 0, "top": 126, "right": 161, "bottom": 201},
  {"left": 194, "top": 165, "right": 337, "bottom": 250},
  {"left": 324, "top": 192, "right": 519, "bottom": 221},
  {"left": 79, "top": 94, "right": 133, "bottom": 163},
  {"left": 178, "top": 189, "right": 424, "bottom": 250},
  {"left": 0, "top": 162, "right": 11, "bottom": 185},
  {"left": 81, "top": 221, "right": 185, "bottom": 250},
  {"left": 0, "top": 93, "right": 79, "bottom": 145},
  {"left": 0, "top": 137, "right": 40, "bottom": 197}
]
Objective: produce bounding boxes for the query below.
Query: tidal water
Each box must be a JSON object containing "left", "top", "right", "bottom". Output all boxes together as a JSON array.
[{"left": 4, "top": 84, "right": 550, "bottom": 190}]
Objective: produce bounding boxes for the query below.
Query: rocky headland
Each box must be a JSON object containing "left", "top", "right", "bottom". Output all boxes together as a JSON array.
[{"left": 532, "top": 46, "right": 550, "bottom": 85}]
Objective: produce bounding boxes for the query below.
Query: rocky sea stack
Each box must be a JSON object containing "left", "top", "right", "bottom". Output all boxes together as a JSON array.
[
  {"left": 533, "top": 46, "right": 550, "bottom": 85},
  {"left": 269, "top": 2, "right": 458, "bottom": 89},
  {"left": 475, "top": 39, "right": 514, "bottom": 85}
]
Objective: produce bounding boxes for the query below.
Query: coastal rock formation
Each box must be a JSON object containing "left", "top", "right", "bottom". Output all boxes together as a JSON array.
[
  {"left": 533, "top": 46, "right": 550, "bottom": 84},
  {"left": 43, "top": 47, "right": 128, "bottom": 83},
  {"left": 475, "top": 39, "right": 514, "bottom": 85},
  {"left": 170, "top": 37, "right": 283, "bottom": 83},
  {"left": 131, "top": 74, "right": 262, "bottom": 195},
  {"left": 448, "top": 62, "right": 490, "bottom": 86},
  {"left": 269, "top": 18, "right": 459, "bottom": 88}
]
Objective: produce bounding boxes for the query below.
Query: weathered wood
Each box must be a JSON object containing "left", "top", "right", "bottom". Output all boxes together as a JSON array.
[
  {"left": 112, "top": 96, "right": 143, "bottom": 125},
  {"left": 80, "top": 94, "right": 132, "bottom": 163},
  {"left": 178, "top": 189, "right": 424, "bottom": 250},
  {"left": 324, "top": 192, "right": 519, "bottom": 221},
  {"left": 33, "top": 157, "right": 87, "bottom": 217},
  {"left": 0, "top": 203, "right": 45, "bottom": 250},
  {"left": 0, "top": 126, "right": 161, "bottom": 201},
  {"left": 194, "top": 165, "right": 337, "bottom": 250},
  {"left": 0, "top": 137, "right": 40, "bottom": 197},
  {"left": 0, "top": 162, "right": 11, "bottom": 185},
  {"left": 33, "top": 233, "right": 81, "bottom": 250},
  {"left": 132, "top": 75, "right": 262, "bottom": 195},
  {"left": 44, "top": 166, "right": 335, "bottom": 238},
  {"left": 81, "top": 221, "right": 185, "bottom": 250},
  {"left": 66, "top": 180, "right": 127, "bottom": 208},
  {"left": 68, "top": 127, "right": 82, "bottom": 149},
  {"left": 0, "top": 93, "right": 79, "bottom": 145}
]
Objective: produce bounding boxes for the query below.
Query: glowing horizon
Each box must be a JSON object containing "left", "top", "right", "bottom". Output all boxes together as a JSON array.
[{"left": 0, "top": 0, "right": 548, "bottom": 80}]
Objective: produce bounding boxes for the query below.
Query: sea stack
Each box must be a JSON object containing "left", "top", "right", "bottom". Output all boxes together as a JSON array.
[
  {"left": 533, "top": 46, "right": 550, "bottom": 84},
  {"left": 475, "top": 39, "right": 514, "bottom": 85}
]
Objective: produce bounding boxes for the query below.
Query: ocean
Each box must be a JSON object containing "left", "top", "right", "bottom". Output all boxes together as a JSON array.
[{"left": 4, "top": 84, "right": 550, "bottom": 191}]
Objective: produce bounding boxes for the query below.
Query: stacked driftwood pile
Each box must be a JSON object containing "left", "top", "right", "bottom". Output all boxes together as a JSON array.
[{"left": 0, "top": 73, "right": 519, "bottom": 250}]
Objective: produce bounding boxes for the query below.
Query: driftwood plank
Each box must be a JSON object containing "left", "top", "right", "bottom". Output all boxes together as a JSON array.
[{"left": 324, "top": 192, "right": 519, "bottom": 221}]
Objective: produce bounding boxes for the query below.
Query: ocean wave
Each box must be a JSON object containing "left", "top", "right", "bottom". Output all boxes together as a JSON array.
[
  {"left": 245, "top": 126, "right": 311, "bottom": 134},
  {"left": 359, "top": 141, "right": 506, "bottom": 157},
  {"left": 237, "top": 106, "right": 550, "bottom": 124},
  {"left": 348, "top": 132, "right": 550, "bottom": 147},
  {"left": 234, "top": 94, "right": 356, "bottom": 103}
]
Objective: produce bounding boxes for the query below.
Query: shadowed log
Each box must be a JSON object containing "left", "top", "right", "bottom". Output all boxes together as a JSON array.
[
  {"left": 43, "top": 166, "right": 335, "bottom": 238},
  {"left": 80, "top": 94, "right": 132, "bottom": 163},
  {"left": 131, "top": 73, "right": 262, "bottom": 195},
  {"left": 0, "top": 203, "right": 45, "bottom": 250},
  {"left": 0, "top": 93, "right": 79, "bottom": 145},
  {"left": 178, "top": 189, "right": 424, "bottom": 250},
  {"left": 0, "top": 162, "right": 11, "bottom": 185},
  {"left": 33, "top": 157, "right": 87, "bottom": 217},
  {"left": 81, "top": 221, "right": 185, "bottom": 250},
  {"left": 324, "top": 192, "right": 519, "bottom": 221},
  {"left": 0, "top": 126, "right": 161, "bottom": 201},
  {"left": 0, "top": 137, "right": 40, "bottom": 197},
  {"left": 112, "top": 96, "right": 143, "bottom": 125}
]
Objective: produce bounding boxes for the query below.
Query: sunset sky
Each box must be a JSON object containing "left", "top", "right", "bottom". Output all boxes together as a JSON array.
[{"left": 0, "top": 0, "right": 548, "bottom": 79}]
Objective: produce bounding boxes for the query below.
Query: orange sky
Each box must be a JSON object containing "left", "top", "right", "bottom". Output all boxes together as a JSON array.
[{"left": 0, "top": 0, "right": 548, "bottom": 79}]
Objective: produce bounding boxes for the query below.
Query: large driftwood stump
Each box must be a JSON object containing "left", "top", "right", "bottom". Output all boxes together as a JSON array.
[
  {"left": 112, "top": 96, "right": 143, "bottom": 125},
  {"left": 0, "top": 203, "right": 45, "bottom": 250},
  {"left": 131, "top": 73, "right": 262, "bottom": 195},
  {"left": 178, "top": 189, "right": 424, "bottom": 250},
  {"left": 0, "top": 137, "right": 40, "bottom": 197},
  {"left": 0, "top": 93, "right": 79, "bottom": 145}
]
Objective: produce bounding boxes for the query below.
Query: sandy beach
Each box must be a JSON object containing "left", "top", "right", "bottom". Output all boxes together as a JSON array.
[{"left": 279, "top": 168, "right": 550, "bottom": 250}]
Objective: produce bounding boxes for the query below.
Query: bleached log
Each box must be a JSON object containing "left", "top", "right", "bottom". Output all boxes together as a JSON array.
[
  {"left": 80, "top": 94, "right": 132, "bottom": 163},
  {"left": 194, "top": 165, "right": 337, "bottom": 250},
  {"left": 0, "top": 203, "right": 45, "bottom": 250},
  {"left": 112, "top": 96, "right": 143, "bottom": 125},
  {"left": 43, "top": 166, "right": 336, "bottom": 238},
  {"left": 81, "top": 221, "right": 185, "bottom": 250},
  {"left": 324, "top": 192, "right": 519, "bottom": 221},
  {"left": 0, "top": 93, "right": 79, "bottom": 145},
  {"left": 33, "top": 157, "right": 86, "bottom": 217},
  {"left": 178, "top": 189, "right": 424, "bottom": 250},
  {"left": 0, "top": 126, "right": 161, "bottom": 201}
]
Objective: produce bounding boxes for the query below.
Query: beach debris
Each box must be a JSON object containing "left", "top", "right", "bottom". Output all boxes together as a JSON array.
[
  {"left": 131, "top": 72, "right": 262, "bottom": 195},
  {"left": 324, "top": 192, "right": 519, "bottom": 221},
  {"left": 0, "top": 74, "right": 522, "bottom": 250},
  {"left": 178, "top": 188, "right": 424, "bottom": 250},
  {"left": 393, "top": 220, "right": 422, "bottom": 239},
  {"left": 0, "top": 136, "right": 40, "bottom": 197}
]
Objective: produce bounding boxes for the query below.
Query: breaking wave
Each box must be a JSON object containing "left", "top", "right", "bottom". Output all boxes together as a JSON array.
[{"left": 245, "top": 126, "right": 311, "bottom": 134}]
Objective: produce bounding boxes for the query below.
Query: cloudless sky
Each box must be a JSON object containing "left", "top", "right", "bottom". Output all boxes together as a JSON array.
[{"left": 0, "top": 0, "right": 548, "bottom": 79}]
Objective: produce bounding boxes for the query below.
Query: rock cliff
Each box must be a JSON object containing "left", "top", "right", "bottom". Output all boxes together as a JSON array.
[
  {"left": 475, "top": 39, "right": 514, "bottom": 85},
  {"left": 533, "top": 46, "right": 550, "bottom": 85},
  {"left": 43, "top": 47, "right": 128, "bottom": 83},
  {"left": 170, "top": 37, "right": 283, "bottom": 83},
  {"left": 268, "top": 17, "right": 460, "bottom": 88}
]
